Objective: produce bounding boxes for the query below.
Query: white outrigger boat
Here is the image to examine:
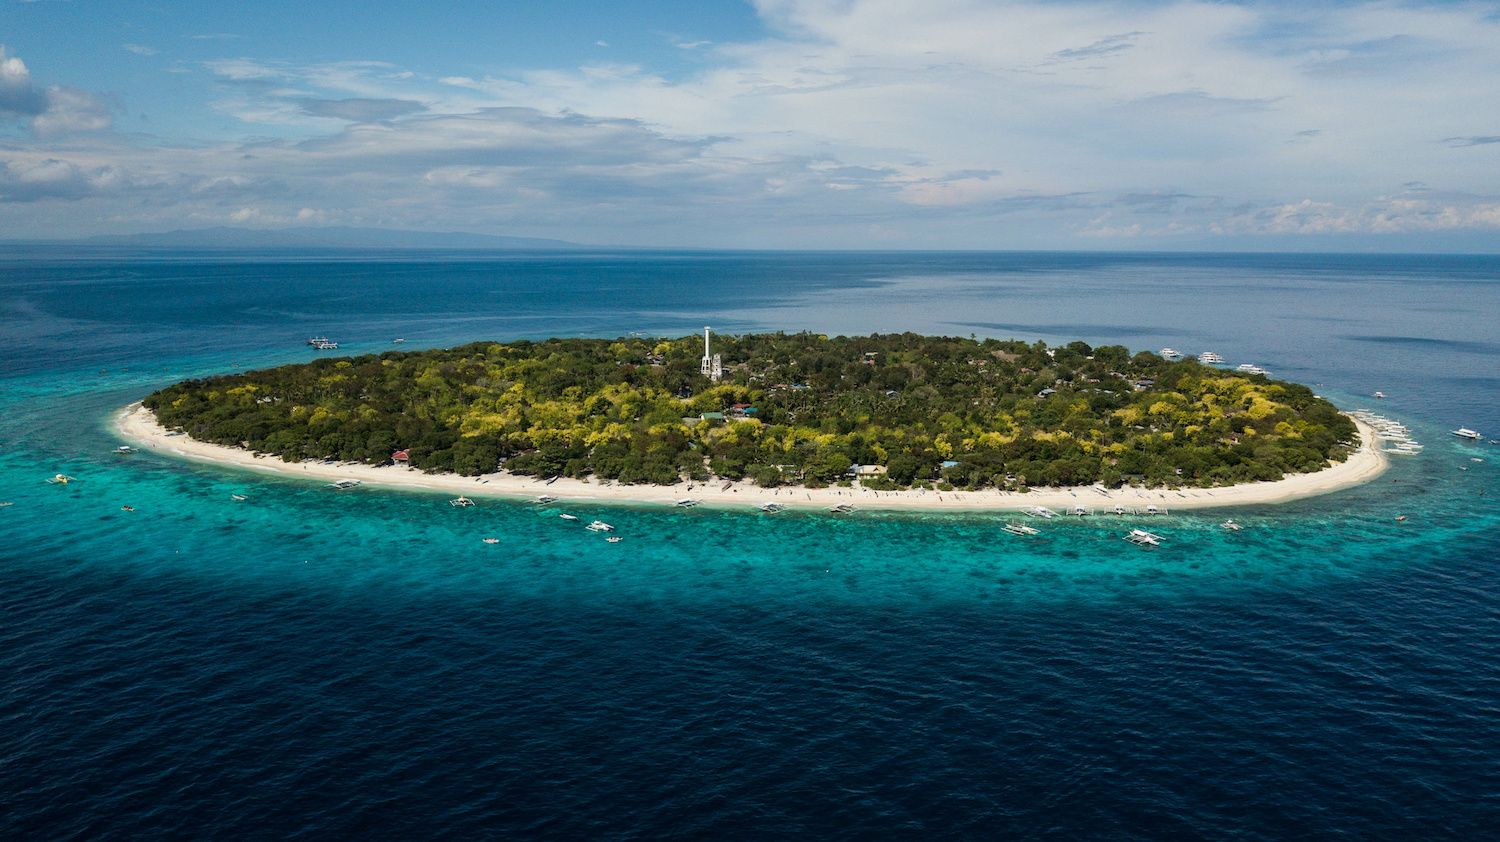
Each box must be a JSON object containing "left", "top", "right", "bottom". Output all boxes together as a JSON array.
[
  {"left": 674, "top": 499, "right": 700, "bottom": 507},
  {"left": 530, "top": 495, "right": 556, "bottom": 504},
  {"left": 1221, "top": 519, "right": 1243, "bottom": 531},
  {"left": 1142, "top": 504, "right": 1166, "bottom": 515},
  {"left": 1108, "top": 504, "right": 1129, "bottom": 515},
  {"left": 1021, "top": 505, "right": 1056, "bottom": 519},
  {"left": 45, "top": 474, "right": 77, "bottom": 484},
  {"left": 112, "top": 445, "right": 138, "bottom": 454},
  {"left": 758, "top": 501, "right": 787, "bottom": 513},
  {"left": 1002, "top": 521, "right": 1040, "bottom": 537},
  {"left": 585, "top": 520, "right": 616, "bottom": 533},
  {"left": 830, "top": 503, "right": 857, "bottom": 514},
  {"left": 1123, "top": 528, "right": 1164, "bottom": 547},
  {"left": 326, "top": 478, "right": 361, "bottom": 490},
  {"left": 1066, "top": 505, "right": 1092, "bottom": 517},
  {"left": 450, "top": 496, "right": 475, "bottom": 508}
]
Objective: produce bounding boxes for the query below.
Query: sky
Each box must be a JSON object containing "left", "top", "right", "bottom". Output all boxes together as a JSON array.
[{"left": 3, "top": 0, "right": 1500, "bottom": 250}]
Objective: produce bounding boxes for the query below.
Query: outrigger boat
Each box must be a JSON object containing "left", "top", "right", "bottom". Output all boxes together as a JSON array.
[
  {"left": 530, "top": 495, "right": 556, "bottom": 505},
  {"left": 326, "top": 479, "right": 361, "bottom": 490},
  {"left": 675, "top": 499, "right": 700, "bottom": 507},
  {"left": 757, "top": 502, "right": 787, "bottom": 513},
  {"left": 482, "top": 538, "right": 499, "bottom": 544},
  {"left": 1021, "top": 505, "right": 1056, "bottom": 519},
  {"left": 1123, "top": 528, "right": 1164, "bottom": 547},
  {"left": 606, "top": 536, "right": 623, "bottom": 543},
  {"left": 112, "top": 445, "right": 138, "bottom": 454},
  {"left": 585, "top": 520, "right": 615, "bottom": 532},
  {"left": 1221, "top": 519, "right": 1243, "bottom": 531},
  {"left": 1002, "top": 521, "right": 1039, "bottom": 536},
  {"left": 830, "top": 503, "right": 857, "bottom": 514},
  {"left": 45, "top": 474, "right": 77, "bottom": 484},
  {"left": 230, "top": 494, "right": 249, "bottom": 501},
  {"left": 1142, "top": 504, "right": 1166, "bottom": 515},
  {"left": 559, "top": 513, "right": 580, "bottom": 522},
  {"left": 450, "top": 496, "right": 475, "bottom": 508},
  {"left": 1109, "top": 504, "right": 1129, "bottom": 515},
  {"left": 1067, "top": 505, "right": 1092, "bottom": 517}
]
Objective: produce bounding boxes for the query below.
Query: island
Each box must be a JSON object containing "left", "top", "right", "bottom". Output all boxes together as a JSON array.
[{"left": 123, "top": 333, "right": 1387, "bottom": 510}]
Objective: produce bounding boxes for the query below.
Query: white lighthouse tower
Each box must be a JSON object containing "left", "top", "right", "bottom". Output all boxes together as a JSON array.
[{"left": 700, "top": 326, "right": 722, "bottom": 381}]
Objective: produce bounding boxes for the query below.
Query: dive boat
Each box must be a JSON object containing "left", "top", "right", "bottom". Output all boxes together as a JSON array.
[
  {"left": 1373, "top": 391, "right": 1387, "bottom": 399},
  {"left": 1160, "top": 348, "right": 1182, "bottom": 360},
  {"left": 1197, "top": 351, "right": 1224, "bottom": 364},
  {"left": 1451, "top": 428, "right": 1483, "bottom": 441}
]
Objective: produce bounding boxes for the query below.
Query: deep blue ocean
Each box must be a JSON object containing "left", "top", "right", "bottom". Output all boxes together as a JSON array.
[{"left": 2, "top": 248, "right": 1499, "bottom": 839}]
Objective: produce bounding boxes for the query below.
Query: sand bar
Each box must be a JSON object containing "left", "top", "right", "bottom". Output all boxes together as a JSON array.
[{"left": 116, "top": 403, "right": 1388, "bottom": 513}]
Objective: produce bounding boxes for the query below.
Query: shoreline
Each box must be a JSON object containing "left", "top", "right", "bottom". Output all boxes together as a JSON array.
[{"left": 115, "top": 403, "right": 1389, "bottom": 513}]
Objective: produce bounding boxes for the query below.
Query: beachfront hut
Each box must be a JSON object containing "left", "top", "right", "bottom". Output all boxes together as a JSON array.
[{"left": 391, "top": 449, "right": 410, "bottom": 464}]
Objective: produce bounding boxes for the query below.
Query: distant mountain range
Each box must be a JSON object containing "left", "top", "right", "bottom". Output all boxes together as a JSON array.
[{"left": 10, "top": 226, "right": 594, "bottom": 250}]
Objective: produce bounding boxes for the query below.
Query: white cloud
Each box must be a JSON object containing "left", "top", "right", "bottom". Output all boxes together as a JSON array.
[
  {"left": 123, "top": 44, "right": 158, "bottom": 56},
  {"left": 5, "top": 2, "right": 1500, "bottom": 247},
  {"left": 0, "top": 46, "right": 113, "bottom": 136}
]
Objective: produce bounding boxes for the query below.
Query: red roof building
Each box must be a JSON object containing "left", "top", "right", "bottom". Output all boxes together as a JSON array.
[{"left": 391, "top": 449, "right": 410, "bottom": 462}]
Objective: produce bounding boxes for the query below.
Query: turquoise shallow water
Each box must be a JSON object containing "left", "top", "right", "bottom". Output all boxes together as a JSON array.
[{"left": 3, "top": 250, "right": 1500, "bottom": 838}]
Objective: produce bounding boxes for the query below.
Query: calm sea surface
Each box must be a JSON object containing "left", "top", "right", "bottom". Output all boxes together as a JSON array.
[{"left": 2, "top": 248, "right": 1498, "bottom": 839}]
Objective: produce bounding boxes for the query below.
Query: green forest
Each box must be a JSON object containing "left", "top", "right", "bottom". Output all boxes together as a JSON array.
[{"left": 143, "top": 333, "right": 1358, "bottom": 491}]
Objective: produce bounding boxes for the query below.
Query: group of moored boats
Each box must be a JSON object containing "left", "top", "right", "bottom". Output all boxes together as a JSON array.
[
  {"left": 1160, "top": 349, "right": 1265, "bottom": 374},
  {"left": 1022, "top": 503, "right": 1167, "bottom": 518},
  {"left": 1352, "top": 410, "right": 1424, "bottom": 455},
  {"left": 1352, "top": 409, "right": 1492, "bottom": 453}
]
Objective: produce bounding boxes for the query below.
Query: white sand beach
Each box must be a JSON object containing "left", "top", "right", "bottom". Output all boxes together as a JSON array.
[{"left": 116, "top": 403, "right": 1388, "bottom": 513}]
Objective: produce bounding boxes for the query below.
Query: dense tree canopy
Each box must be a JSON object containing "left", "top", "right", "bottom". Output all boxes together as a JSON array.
[{"left": 144, "top": 333, "right": 1357, "bottom": 490}]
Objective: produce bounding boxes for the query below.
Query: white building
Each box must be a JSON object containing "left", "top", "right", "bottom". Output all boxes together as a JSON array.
[{"left": 700, "top": 326, "right": 723, "bottom": 381}]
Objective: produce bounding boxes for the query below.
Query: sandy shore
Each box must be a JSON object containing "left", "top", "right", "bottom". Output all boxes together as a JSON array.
[{"left": 115, "top": 403, "right": 1388, "bottom": 513}]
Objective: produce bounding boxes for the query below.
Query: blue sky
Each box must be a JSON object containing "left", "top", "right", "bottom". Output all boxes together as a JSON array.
[{"left": 4, "top": 0, "right": 1500, "bottom": 249}]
